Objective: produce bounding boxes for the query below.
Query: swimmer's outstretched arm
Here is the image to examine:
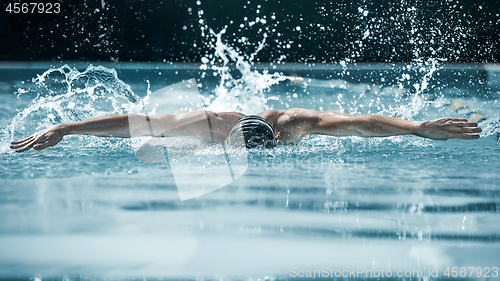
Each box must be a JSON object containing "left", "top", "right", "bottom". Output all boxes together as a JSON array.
[
  {"left": 282, "top": 109, "right": 481, "bottom": 141},
  {"left": 10, "top": 111, "right": 242, "bottom": 152}
]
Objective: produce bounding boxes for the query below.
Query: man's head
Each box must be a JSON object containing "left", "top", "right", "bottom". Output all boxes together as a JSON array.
[{"left": 228, "top": 115, "right": 276, "bottom": 149}]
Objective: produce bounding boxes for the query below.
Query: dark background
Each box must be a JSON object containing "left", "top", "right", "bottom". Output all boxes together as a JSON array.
[{"left": 0, "top": 0, "right": 499, "bottom": 63}]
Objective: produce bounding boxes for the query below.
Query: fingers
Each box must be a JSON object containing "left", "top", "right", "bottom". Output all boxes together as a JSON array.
[
  {"left": 10, "top": 135, "right": 34, "bottom": 145},
  {"left": 448, "top": 118, "right": 469, "bottom": 122},
  {"left": 461, "top": 133, "right": 481, "bottom": 140},
  {"left": 10, "top": 133, "right": 48, "bottom": 152},
  {"left": 11, "top": 139, "right": 37, "bottom": 152},
  {"left": 457, "top": 126, "right": 482, "bottom": 133},
  {"left": 11, "top": 143, "right": 33, "bottom": 152},
  {"left": 10, "top": 137, "right": 35, "bottom": 152},
  {"left": 469, "top": 127, "right": 482, "bottom": 133},
  {"left": 454, "top": 121, "right": 478, "bottom": 127},
  {"left": 441, "top": 119, "right": 482, "bottom": 139},
  {"left": 443, "top": 117, "right": 477, "bottom": 126},
  {"left": 10, "top": 135, "right": 35, "bottom": 146},
  {"left": 457, "top": 128, "right": 481, "bottom": 139},
  {"left": 439, "top": 118, "right": 478, "bottom": 130},
  {"left": 457, "top": 126, "right": 481, "bottom": 140}
]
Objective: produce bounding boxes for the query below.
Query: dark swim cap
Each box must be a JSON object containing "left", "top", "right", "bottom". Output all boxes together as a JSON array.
[{"left": 228, "top": 115, "right": 276, "bottom": 149}]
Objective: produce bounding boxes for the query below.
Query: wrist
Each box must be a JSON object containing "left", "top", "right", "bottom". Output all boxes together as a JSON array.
[
  {"left": 413, "top": 121, "right": 427, "bottom": 137},
  {"left": 55, "top": 123, "right": 73, "bottom": 135}
]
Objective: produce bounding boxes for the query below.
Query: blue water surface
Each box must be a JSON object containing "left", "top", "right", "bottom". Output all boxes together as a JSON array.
[{"left": 0, "top": 64, "right": 499, "bottom": 280}]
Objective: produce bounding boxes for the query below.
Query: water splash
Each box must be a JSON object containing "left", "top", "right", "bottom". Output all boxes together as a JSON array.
[
  {"left": 4, "top": 0, "right": 499, "bottom": 154},
  {"left": 2, "top": 65, "right": 145, "bottom": 151},
  {"left": 194, "top": 0, "right": 289, "bottom": 114},
  {"left": 190, "top": 0, "right": 460, "bottom": 124},
  {"left": 390, "top": 58, "right": 446, "bottom": 119},
  {"left": 201, "top": 28, "right": 287, "bottom": 114}
]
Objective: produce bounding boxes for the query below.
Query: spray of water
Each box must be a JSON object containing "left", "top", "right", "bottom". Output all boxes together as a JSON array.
[
  {"left": 200, "top": 29, "right": 287, "bottom": 114},
  {"left": 3, "top": 0, "right": 499, "bottom": 154},
  {"left": 1, "top": 65, "right": 145, "bottom": 152}
]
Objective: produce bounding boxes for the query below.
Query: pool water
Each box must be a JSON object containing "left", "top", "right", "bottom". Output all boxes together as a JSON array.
[{"left": 0, "top": 62, "right": 499, "bottom": 280}]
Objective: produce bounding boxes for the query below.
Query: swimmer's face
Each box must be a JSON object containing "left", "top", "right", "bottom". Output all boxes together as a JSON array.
[
  {"left": 227, "top": 128, "right": 276, "bottom": 149},
  {"left": 246, "top": 135, "right": 275, "bottom": 148}
]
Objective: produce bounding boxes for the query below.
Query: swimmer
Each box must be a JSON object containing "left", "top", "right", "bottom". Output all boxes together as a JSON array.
[{"left": 10, "top": 108, "right": 481, "bottom": 152}]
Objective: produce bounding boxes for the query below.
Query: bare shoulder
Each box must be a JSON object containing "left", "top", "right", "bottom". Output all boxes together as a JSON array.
[
  {"left": 285, "top": 108, "right": 321, "bottom": 119},
  {"left": 207, "top": 111, "right": 246, "bottom": 141},
  {"left": 258, "top": 108, "right": 322, "bottom": 144},
  {"left": 210, "top": 111, "right": 245, "bottom": 120},
  {"left": 258, "top": 108, "right": 320, "bottom": 123},
  {"left": 256, "top": 110, "right": 282, "bottom": 119},
  {"left": 208, "top": 111, "right": 245, "bottom": 127}
]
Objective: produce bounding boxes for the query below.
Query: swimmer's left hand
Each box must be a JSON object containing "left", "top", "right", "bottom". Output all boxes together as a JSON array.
[
  {"left": 10, "top": 125, "right": 66, "bottom": 152},
  {"left": 416, "top": 117, "right": 482, "bottom": 140}
]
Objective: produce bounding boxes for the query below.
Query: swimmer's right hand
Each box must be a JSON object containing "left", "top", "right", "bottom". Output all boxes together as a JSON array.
[{"left": 10, "top": 125, "right": 67, "bottom": 152}]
